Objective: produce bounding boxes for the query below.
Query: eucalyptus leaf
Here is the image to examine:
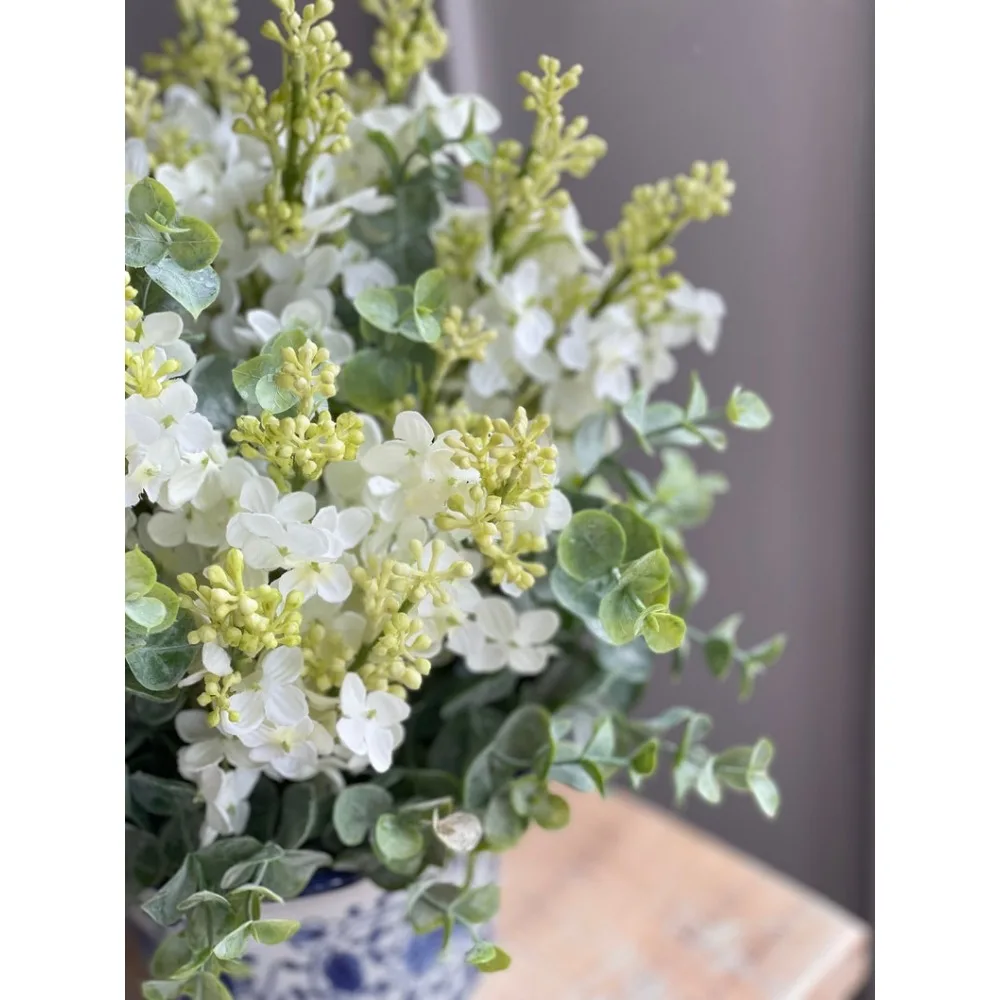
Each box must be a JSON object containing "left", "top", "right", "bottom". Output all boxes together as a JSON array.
[
  {"left": 168, "top": 216, "right": 222, "bottom": 270},
  {"left": 189, "top": 354, "right": 244, "bottom": 431},
  {"left": 145, "top": 256, "right": 220, "bottom": 320},
  {"left": 125, "top": 214, "right": 168, "bottom": 267},
  {"left": 129, "top": 177, "right": 177, "bottom": 224},
  {"left": 573, "top": 411, "right": 612, "bottom": 478},
  {"left": 557, "top": 509, "right": 627, "bottom": 582},
  {"left": 483, "top": 791, "right": 527, "bottom": 851},
  {"left": 726, "top": 387, "right": 773, "bottom": 430},
  {"left": 126, "top": 616, "right": 196, "bottom": 691},
  {"left": 126, "top": 547, "right": 157, "bottom": 599},
  {"left": 336, "top": 348, "right": 412, "bottom": 411},
  {"left": 333, "top": 785, "right": 393, "bottom": 847}
]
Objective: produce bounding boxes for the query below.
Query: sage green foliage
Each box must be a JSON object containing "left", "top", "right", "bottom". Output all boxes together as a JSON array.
[
  {"left": 125, "top": 178, "right": 222, "bottom": 319},
  {"left": 138, "top": 837, "right": 331, "bottom": 1000},
  {"left": 354, "top": 268, "right": 449, "bottom": 344}
]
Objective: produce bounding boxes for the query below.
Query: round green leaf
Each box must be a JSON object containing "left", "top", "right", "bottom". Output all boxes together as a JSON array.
[
  {"left": 483, "top": 791, "right": 527, "bottom": 851},
  {"left": 597, "top": 585, "right": 643, "bottom": 645},
  {"left": 251, "top": 918, "right": 300, "bottom": 945},
  {"left": 145, "top": 256, "right": 220, "bottom": 320},
  {"left": 337, "top": 349, "right": 412, "bottom": 411},
  {"left": 333, "top": 785, "right": 394, "bottom": 847},
  {"left": 532, "top": 792, "right": 570, "bottom": 831},
  {"left": 414, "top": 268, "right": 448, "bottom": 313},
  {"left": 353, "top": 286, "right": 410, "bottom": 333},
  {"left": 168, "top": 216, "right": 222, "bottom": 271},
  {"left": 145, "top": 583, "right": 180, "bottom": 633},
  {"left": 557, "top": 509, "right": 627, "bottom": 582},
  {"left": 128, "top": 177, "right": 177, "bottom": 224},
  {"left": 618, "top": 548, "right": 672, "bottom": 603},
  {"left": 640, "top": 608, "right": 686, "bottom": 654},
  {"left": 608, "top": 504, "right": 661, "bottom": 564},
  {"left": 726, "top": 387, "right": 773, "bottom": 430},
  {"left": 125, "top": 595, "right": 168, "bottom": 629},
  {"left": 465, "top": 941, "right": 512, "bottom": 972},
  {"left": 373, "top": 813, "right": 425, "bottom": 863},
  {"left": 125, "top": 214, "right": 168, "bottom": 267},
  {"left": 125, "top": 547, "right": 157, "bottom": 599}
]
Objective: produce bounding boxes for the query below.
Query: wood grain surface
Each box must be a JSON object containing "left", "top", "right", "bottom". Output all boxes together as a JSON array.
[{"left": 126, "top": 790, "right": 871, "bottom": 999}]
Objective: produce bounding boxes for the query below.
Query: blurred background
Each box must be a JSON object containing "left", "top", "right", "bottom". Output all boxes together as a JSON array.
[{"left": 128, "top": 0, "right": 873, "bottom": 941}]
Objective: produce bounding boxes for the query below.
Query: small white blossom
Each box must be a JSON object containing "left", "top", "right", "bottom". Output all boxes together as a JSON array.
[
  {"left": 194, "top": 764, "right": 259, "bottom": 847},
  {"left": 447, "top": 597, "right": 560, "bottom": 676},
  {"left": 335, "top": 673, "right": 410, "bottom": 773},
  {"left": 226, "top": 479, "right": 323, "bottom": 571},
  {"left": 663, "top": 283, "right": 727, "bottom": 353}
]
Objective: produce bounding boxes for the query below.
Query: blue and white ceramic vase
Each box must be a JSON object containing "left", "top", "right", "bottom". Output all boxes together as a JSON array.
[{"left": 130, "top": 859, "right": 497, "bottom": 1000}]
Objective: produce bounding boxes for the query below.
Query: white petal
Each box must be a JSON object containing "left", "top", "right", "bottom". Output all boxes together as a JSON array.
[
  {"left": 202, "top": 642, "right": 233, "bottom": 677},
  {"left": 446, "top": 623, "right": 484, "bottom": 659},
  {"left": 368, "top": 691, "right": 411, "bottom": 727},
  {"left": 316, "top": 564, "right": 352, "bottom": 603},
  {"left": 178, "top": 741, "right": 223, "bottom": 776},
  {"left": 284, "top": 523, "right": 329, "bottom": 558},
  {"left": 543, "top": 489, "right": 572, "bottom": 531},
  {"left": 335, "top": 507, "right": 374, "bottom": 548},
  {"left": 175, "top": 709, "right": 214, "bottom": 744},
  {"left": 515, "top": 609, "right": 561, "bottom": 646},
  {"left": 336, "top": 716, "right": 369, "bottom": 757},
  {"left": 141, "top": 312, "right": 184, "bottom": 346},
  {"left": 508, "top": 645, "right": 556, "bottom": 676},
  {"left": 262, "top": 646, "right": 303, "bottom": 685},
  {"left": 266, "top": 685, "right": 309, "bottom": 727},
  {"left": 465, "top": 640, "right": 510, "bottom": 675},
  {"left": 338, "top": 673, "right": 367, "bottom": 719},
  {"left": 513, "top": 307, "right": 554, "bottom": 357},
  {"left": 242, "top": 536, "right": 283, "bottom": 570},
  {"left": 160, "top": 381, "right": 198, "bottom": 421},
  {"left": 360, "top": 441, "right": 410, "bottom": 477},
  {"left": 367, "top": 726, "right": 395, "bottom": 773},
  {"left": 273, "top": 491, "right": 316, "bottom": 525},
  {"left": 474, "top": 596, "right": 519, "bottom": 641},
  {"left": 145, "top": 511, "right": 188, "bottom": 548},
  {"left": 240, "top": 476, "right": 279, "bottom": 514},
  {"left": 392, "top": 411, "right": 434, "bottom": 451}
]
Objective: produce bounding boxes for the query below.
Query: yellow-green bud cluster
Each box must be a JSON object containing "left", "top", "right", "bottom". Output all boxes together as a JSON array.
[
  {"left": 433, "top": 214, "right": 487, "bottom": 283},
  {"left": 235, "top": 0, "right": 353, "bottom": 250},
  {"left": 144, "top": 0, "right": 252, "bottom": 108},
  {"left": 347, "top": 540, "right": 474, "bottom": 697},
  {"left": 436, "top": 407, "right": 558, "bottom": 589},
  {"left": 125, "top": 272, "right": 143, "bottom": 340},
  {"left": 473, "top": 56, "right": 607, "bottom": 263},
  {"left": 301, "top": 620, "right": 353, "bottom": 693},
  {"left": 198, "top": 670, "right": 244, "bottom": 728},
  {"left": 125, "top": 346, "right": 182, "bottom": 398},
  {"left": 602, "top": 161, "right": 735, "bottom": 320},
  {"left": 423, "top": 308, "right": 496, "bottom": 406},
  {"left": 125, "top": 68, "right": 162, "bottom": 138},
  {"left": 356, "top": 611, "right": 432, "bottom": 697},
  {"left": 362, "top": 0, "right": 447, "bottom": 102},
  {"left": 232, "top": 409, "right": 364, "bottom": 491},
  {"left": 178, "top": 548, "right": 304, "bottom": 656},
  {"left": 276, "top": 339, "right": 340, "bottom": 414}
]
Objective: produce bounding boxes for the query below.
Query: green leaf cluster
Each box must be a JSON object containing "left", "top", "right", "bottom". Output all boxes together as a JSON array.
[
  {"left": 125, "top": 547, "right": 180, "bottom": 636},
  {"left": 125, "top": 178, "right": 222, "bottom": 319},
  {"left": 354, "top": 268, "right": 449, "bottom": 345}
]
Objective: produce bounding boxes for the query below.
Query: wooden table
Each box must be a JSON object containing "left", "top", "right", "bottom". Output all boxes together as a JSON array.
[{"left": 127, "top": 790, "right": 871, "bottom": 999}]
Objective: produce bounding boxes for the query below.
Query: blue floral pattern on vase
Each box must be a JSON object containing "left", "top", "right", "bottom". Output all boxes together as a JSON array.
[{"left": 130, "top": 857, "right": 497, "bottom": 1000}]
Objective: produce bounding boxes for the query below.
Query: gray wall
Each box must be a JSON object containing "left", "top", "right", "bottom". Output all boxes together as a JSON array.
[{"left": 128, "top": 0, "right": 874, "bottom": 920}]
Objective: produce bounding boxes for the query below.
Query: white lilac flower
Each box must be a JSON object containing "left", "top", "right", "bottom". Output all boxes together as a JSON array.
[
  {"left": 235, "top": 646, "right": 310, "bottom": 730},
  {"left": 226, "top": 479, "right": 323, "bottom": 571},
  {"left": 300, "top": 187, "right": 395, "bottom": 247},
  {"left": 129, "top": 311, "right": 196, "bottom": 377},
  {"left": 412, "top": 71, "right": 502, "bottom": 164},
  {"left": 194, "top": 764, "right": 259, "bottom": 847},
  {"left": 323, "top": 414, "right": 385, "bottom": 509},
  {"left": 335, "top": 673, "right": 410, "bottom": 773},
  {"left": 447, "top": 596, "right": 561, "bottom": 676},
  {"left": 231, "top": 296, "right": 354, "bottom": 365},
  {"left": 276, "top": 505, "right": 373, "bottom": 603},
  {"left": 663, "top": 282, "right": 727, "bottom": 353},
  {"left": 244, "top": 716, "right": 335, "bottom": 781},
  {"left": 177, "top": 641, "right": 233, "bottom": 691},
  {"left": 361, "top": 411, "right": 478, "bottom": 521}
]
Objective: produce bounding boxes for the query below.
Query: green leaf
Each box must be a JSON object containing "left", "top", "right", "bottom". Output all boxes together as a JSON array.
[
  {"left": 125, "top": 594, "right": 167, "bottom": 629},
  {"left": 465, "top": 941, "right": 512, "bottom": 972},
  {"left": 125, "top": 547, "right": 157, "bottom": 599},
  {"left": 333, "top": 785, "right": 394, "bottom": 847},
  {"left": 619, "top": 549, "right": 672, "bottom": 603},
  {"left": 548, "top": 761, "right": 602, "bottom": 794},
  {"left": 141, "top": 980, "right": 186, "bottom": 1000},
  {"left": 195, "top": 836, "right": 263, "bottom": 886},
  {"left": 557, "top": 509, "right": 627, "bottom": 582},
  {"left": 336, "top": 348, "right": 412, "bottom": 411},
  {"left": 260, "top": 848, "right": 332, "bottom": 898},
  {"left": 213, "top": 922, "right": 253, "bottom": 961},
  {"left": 595, "top": 641, "right": 653, "bottom": 683},
  {"left": 148, "top": 932, "right": 194, "bottom": 979},
  {"left": 353, "top": 286, "right": 411, "bottom": 333},
  {"left": 483, "top": 791, "right": 527, "bottom": 851},
  {"left": 640, "top": 608, "right": 686, "bottom": 654},
  {"left": 686, "top": 372, "right": 709, "bottom": 420},
  {"left": 440, "top": 672, "right": 518, "bottom": 720},
  {"left": 598, "top": 584, "right": 642, "bottom": 645},
  {"left": 129, "top": 177, "right": 177, "bottom": 223},
  {"left": 398, "top": 305, "right": 441, "bottom": 343},
  {"left": 142, "top": 855, "right": 201, "bottom": 926},
  {"left": 176, "top": 890, "right": 231, "bottom": 913},
  {"left": 145, "top": 256, "right": 220, "bottom": 320},
  {"left": 572, "top": 411, "right": 611, "bottom": 478},
  {"left": 455, "top": 884, "right": 500, "bottom": 924},
  {"left": 373, "top": 814, "right": 425, "bottom": 866},
  {"left": 126, "top": 616, "right": 196, "bottom": 691},
  {"left": 726, "top": 387, "right": 773, "bottom": 430},
  {"left": 747, "top": 632, "right": 787, "bottom": 666},
  {"left": 464, "top": 705, "right": 554, "bottom": 810},
  {"left": 189, "top": 354, "right": 243, "bottom": 431},
  {"left": 414, "top": 268, "right": 448, "bottom": 313},
  {"left": 231, "top": 355, "right": 273, "bottom": 404},
  {"left": 254, "top": 372, "right": 298, "bottom": 413},
  {"left": 276, "top": 779, "right": 321, "bottom": 850},
  {"left": 607, "top": 504, "right": 661, "bottom": 563},
  {"left": 168, "top": 216, "right": 222, "bottom": 270},
  {"left": 145, "top": 582, "right": 180, "bottom": 633},
  {"left": 125, "top": 214, "right": 168, "bottom": 267},
  {"left": 129, "top": 773, "right": 196, "bottom": 816},
  {"left": 532, "top": 791, "right": 570, "bottom": 830},
  {"left": 630, "top": 739, "right": 659, "bottom": 780},
  {"left": 251, "top": 918, "right": 300, "bottom": 945}
]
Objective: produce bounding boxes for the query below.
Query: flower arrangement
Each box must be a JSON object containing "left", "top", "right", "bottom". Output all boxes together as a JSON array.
[{"left": 125, "top": 1, "right": 787, "bottom": 996}]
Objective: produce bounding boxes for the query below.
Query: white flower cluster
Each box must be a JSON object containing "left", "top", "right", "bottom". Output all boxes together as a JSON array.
[{"left": 126, "top": 67, "right": 723, "bottom": 849}]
